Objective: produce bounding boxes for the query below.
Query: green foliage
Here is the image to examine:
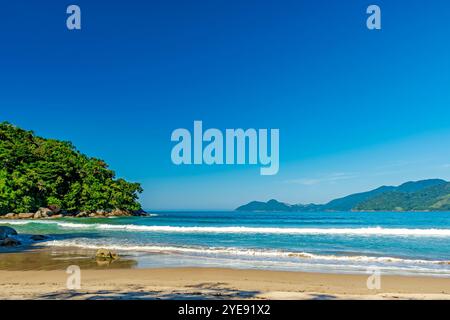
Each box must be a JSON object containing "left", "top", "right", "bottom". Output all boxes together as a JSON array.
[
  {"left": 0, "top": 122, "right": 142, "bottom": 214},
  {"left": 237, "top": 179, "right": 450, "bottom": 212},
  {"left": 355, "top": 183, "right": 450, "bottom": 211}
]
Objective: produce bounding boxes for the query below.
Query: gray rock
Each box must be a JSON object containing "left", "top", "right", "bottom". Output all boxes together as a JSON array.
[
  {"left": 132, "top": 209, "right": 148, "bottom": 216},
  {"left": 35, "top": 207, "right": 52, "bottom": 217},
  {"left": 76, "top": 212, "right": 89, "bottom": 218},
  {"left": 30, "top": 235, "right": 48, "bottom": 241},
  {"left": 48, "top": 205, "right": 61, "bottom": 214},
  {"left": 0, "top": 226, "right": 18, "bottom": 240},
  {"left": 0, "top": 237, "right": 21, "bottom": 247}
]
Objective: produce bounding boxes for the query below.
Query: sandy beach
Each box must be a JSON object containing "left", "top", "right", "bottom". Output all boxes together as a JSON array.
[{"left": 1, "top": 249, "right": 450, "bottom": 300}]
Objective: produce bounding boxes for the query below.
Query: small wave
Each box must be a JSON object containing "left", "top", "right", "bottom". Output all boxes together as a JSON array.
[
  {"left": 42, "top": 240, "right": 450, "bottom": 267},
  {"left": 6, "top": 220, "right": 450, "bottom": 237}
]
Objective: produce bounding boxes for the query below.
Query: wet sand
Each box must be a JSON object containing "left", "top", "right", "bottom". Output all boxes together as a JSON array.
[{"left": 0, "top": 248, "right": 450, "bottom": 300}]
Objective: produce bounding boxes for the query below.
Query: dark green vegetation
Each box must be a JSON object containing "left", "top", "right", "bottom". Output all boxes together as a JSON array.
[
  {"left": 237, "top": 179, "right": 450, "bottom": 212},
  {"left": 0, "top": 122, "right": 142, "bottom": 214},
  {"left": 355, "top": 181, "right": 450, "bottom": 211}
]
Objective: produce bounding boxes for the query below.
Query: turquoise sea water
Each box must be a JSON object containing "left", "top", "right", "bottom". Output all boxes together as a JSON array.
[{"left": 4, "top": 211, "right": 450, "bottom": 277}]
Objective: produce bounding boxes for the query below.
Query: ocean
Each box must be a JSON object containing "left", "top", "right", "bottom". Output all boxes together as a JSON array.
[{"left": 4, "top": 211, "right": 450, "bottom": 277}]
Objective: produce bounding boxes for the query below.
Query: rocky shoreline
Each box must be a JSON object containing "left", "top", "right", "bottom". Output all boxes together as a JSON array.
[
  {"left": 0, "top": 225, "right": 48, "bottom": 247},
  {"left": 0, "top": 207, "right": 149, "bottom": 220},
  {"left": 0, "top": 225, "right": 121, "bottom": 263},
  {"left": 0, "top": 206, "right": 148, "bottom": 252}
]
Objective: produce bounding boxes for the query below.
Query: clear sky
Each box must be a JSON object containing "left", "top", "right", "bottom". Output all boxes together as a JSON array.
[{"left": 1, "top": 1, "right": 449, "bottom": 210}]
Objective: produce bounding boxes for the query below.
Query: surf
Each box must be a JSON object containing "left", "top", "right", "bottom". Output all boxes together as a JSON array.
[
  {"left": 42, "top": 240, "right": 450, "bottom": 267},
  {"left": 5, "top": 220, "right": 450, "bottom": 237}
]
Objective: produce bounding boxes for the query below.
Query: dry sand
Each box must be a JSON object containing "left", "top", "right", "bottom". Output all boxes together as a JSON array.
[{"left": 2, "top": 267, "right": 450, "bottom": 300}]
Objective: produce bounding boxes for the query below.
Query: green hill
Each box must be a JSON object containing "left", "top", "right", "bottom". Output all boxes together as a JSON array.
[
  {"left": 355, "top": 182, "right": 450, "bottom": 211},
  {"left": 323, "top": 185, "right": 395, "bottom": 211},
  {"left": 0, "top": 122, "right": 142, "bottom": 214},
  {"left": 236, "top": 199, "right": 293, "bottom": 212},
  {"left": 236, "top": 179, "right": 450, "bottom": 212}
]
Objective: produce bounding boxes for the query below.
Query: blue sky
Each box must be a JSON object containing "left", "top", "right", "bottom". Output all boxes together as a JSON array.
[{"left": 1, "top": 1, "right": 449, "bottom": 210}]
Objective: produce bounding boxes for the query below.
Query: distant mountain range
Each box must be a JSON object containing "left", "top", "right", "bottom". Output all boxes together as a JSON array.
[{"left": 236, "top": 179, "right": 450, "bottom": 212}]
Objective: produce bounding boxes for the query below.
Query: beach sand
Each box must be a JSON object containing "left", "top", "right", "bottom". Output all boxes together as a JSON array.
[{"left": 1, "top": 248, "right": 450, "bottom": 300}]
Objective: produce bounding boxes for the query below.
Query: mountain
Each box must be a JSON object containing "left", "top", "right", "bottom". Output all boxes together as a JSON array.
[
  {"left": 324, "top": 179, "right": 447, "bottom": 211},
  {"left": 236, "top": 179, "right": 450, "bottom": 212},
  {"left": 323, "top": 185, "right": 395, "bottom": 211},
  {"left": 355, "top": 181, "right": 450, "bottom": 211},
  {"left": 236, "top": 199, "right": 293, "bottom": 212}
]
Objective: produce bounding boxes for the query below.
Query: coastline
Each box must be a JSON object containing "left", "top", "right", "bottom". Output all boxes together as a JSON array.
[
  {"left": 3, "top": 212, "right": 450, "bottom": 278},
  {"left": 1, "top": 248, "right": 450, "bottom": 300}
]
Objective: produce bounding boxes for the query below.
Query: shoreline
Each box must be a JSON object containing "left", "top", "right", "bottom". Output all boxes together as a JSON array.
[
  {"left": 3, "top": 243, "right": 450, "bottom": 278},
  {"left": 1, "top": 267, "right": 450, "bottom": 300},
  {"left": 1, "top": 248, "right": 450, "bottom": 300}
]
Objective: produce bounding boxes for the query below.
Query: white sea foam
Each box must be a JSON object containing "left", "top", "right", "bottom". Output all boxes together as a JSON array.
[
  {"left": 6, "top": 220, "right": 450, "bottom": 237},
  {"left": 41, "top": 239, "right": 450, "bottom": 267}
]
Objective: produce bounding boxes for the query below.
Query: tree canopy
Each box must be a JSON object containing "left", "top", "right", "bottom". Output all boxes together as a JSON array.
[{"left": 0, "top": 122, "right": 142, "bottom": 214}]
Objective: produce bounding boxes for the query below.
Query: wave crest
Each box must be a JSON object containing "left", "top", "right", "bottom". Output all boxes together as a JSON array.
[
  {"left": 5, "top": 220, "right": 450, "bottom": 237},
  {"left": 42, "top": 240, "right": 450, "bottom": 267}
]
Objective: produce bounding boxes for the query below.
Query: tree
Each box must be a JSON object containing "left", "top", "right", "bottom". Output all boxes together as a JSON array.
[{"left": 0, "top": 122, "right": 142, "bottom": 214}]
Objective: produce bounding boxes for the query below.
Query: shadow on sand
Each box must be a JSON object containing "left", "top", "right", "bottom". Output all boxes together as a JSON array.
[{"left": 38, "top": 284, "right": 262, "bottom": 300}]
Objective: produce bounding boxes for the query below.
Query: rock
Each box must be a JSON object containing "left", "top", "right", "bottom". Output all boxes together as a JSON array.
[
  {"left": 48, "top": 205, "right": 61, "bottom": 214},
  {"left": 110, "top": 209, "right": 131, "bottom": 217},
  {"left": 95, "top": 249, "right": 119, "bottom": 261},
  {"left": 0, "top": 226, "right": 18, "bottom": 240},
  {"left": 132, "top": 209, "right": 148, "bottom": 216},
  {"left": 18, "top": 212, "right": 34, "bottom": 219},
  {"left": 76, "top": 212, "right": 89, "bottom": 218},
  {"left": 95, "top": 210, "right": 108, "bottom": 216},
  {"left": 48, "top": 214, "right": 63, "bottom": 219},
  {"left": 0, "top": 237, "right": 21, "bottom": 247},
  {"left": 36, "top": 207, "right": 52, "bottom": 217},
  {"left": 30, "top": 235, "right": 48, "bottom": 241},
  {"left": 90, "top": 210, "right": 108, "bottom": 218},
  {"left": 4, "top": 213, "right": 17, "bottom": 219}
]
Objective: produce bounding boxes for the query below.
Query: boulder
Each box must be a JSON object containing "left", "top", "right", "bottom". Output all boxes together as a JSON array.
[
  {"left": 33, "top": 212, "right": 42, "bottom": 219},
  {"left": 132, "top": 209, "right": 148, "bottom": 216},
  {"left": 48, "top": 205, "right": 61, "bottom": 214},
  {"left": 95, "top": 249, "right": 119, "bottom": 261},
  {"left": 30, "top": 235, "right": 48, "bottom": 241},
  {"left": 0, "top": 226, "right": 18, "bottom": 240},
  {"left": 0, "top": 237, "right": 21, "bottom": 247},
  {"left": 95, "top": 210, "right": 108, "bottom": 216},
  {"left": 35, "top": 207, "right": 52, "bottom": 218},
  {"left": 110, "top": 209, "right": 131, "bottom": 217},
  {"left": 48, "top": 214, "right": 63, "bottom": 219},
  {"left": 18, "top": 212, "right": 34, "bottom": 219},
  {"left": 4, "top": 213, "right": 17, "bottom": 219},
  {"left": 76, "top": 211, "right": 89, "bottom": 218}
]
